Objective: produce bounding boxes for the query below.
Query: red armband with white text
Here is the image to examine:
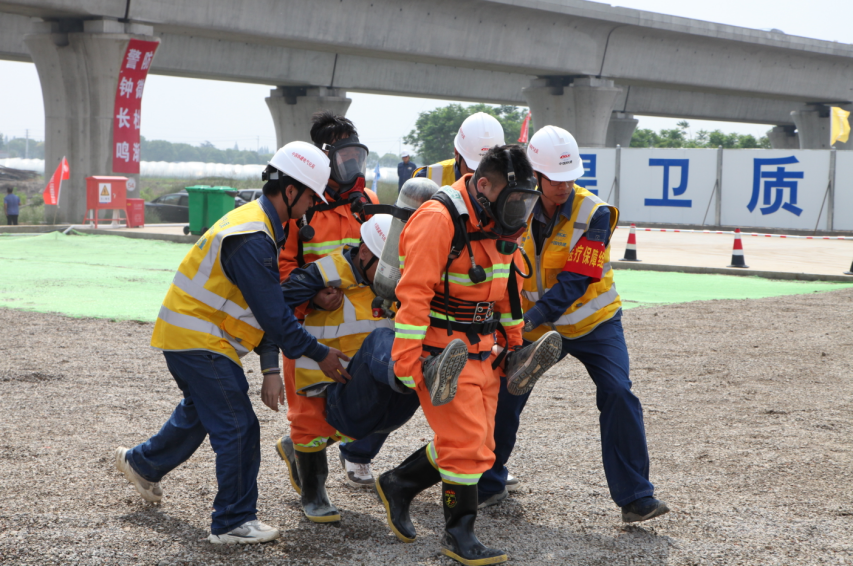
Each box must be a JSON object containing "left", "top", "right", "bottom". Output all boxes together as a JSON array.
[{"left": 563, "top": 236, "right": 606, "bottom": 281}]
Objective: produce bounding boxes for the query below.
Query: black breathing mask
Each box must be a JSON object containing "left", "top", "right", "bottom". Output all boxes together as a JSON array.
[
  {"left": 323, "top": 135, "right": 368, "bottom": 191},
  {"left": 474, "top": 150, "right": 539, "bottom": 254}
]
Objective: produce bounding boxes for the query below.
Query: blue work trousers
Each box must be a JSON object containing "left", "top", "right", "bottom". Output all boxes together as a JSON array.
[
  {"left": 478, "top": 315, "right": 654, "bottom": 507},
  {"left": 339, "top": 433, "right": 389, "bottom": 464},
  {"left": 325, "top": 328, "right": 421, "bottom": 443},
  {"left": 126, "top": 351, "right": 260, "bottom": 535}
]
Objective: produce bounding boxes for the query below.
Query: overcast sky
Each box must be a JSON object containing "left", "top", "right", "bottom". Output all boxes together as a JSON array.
[{"left": 1, "top": 0, "right": 850, "bottom": 156}]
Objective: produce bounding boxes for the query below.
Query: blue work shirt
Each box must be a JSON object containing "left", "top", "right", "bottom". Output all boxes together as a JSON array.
[
  {"left": 280, "top": 245, "right": 367, "bottom": 309},
  {"left": 522, "top": 193, "right": 615, "bottom": 331},
  {"left": 4, "top": 193, "right": 20, "bottom": 215},
  {"left": 219, "top": 194, "right": 329, "bottom": 369},
  {"left": 397, "top": 160, "right": 418, "bottom": 190}
]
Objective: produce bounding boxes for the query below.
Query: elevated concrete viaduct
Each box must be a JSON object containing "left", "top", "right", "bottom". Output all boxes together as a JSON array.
[{"left": 0, "top": 0, "right": 851, "bottom": 221}]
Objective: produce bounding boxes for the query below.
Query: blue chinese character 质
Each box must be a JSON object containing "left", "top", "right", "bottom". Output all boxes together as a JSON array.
[
  {"left": 645, "top": 158, "right": 691, "bottom": 207},
  {"left": 575, "top": 154, "right": 598, "bottom": 195},
  {"left": 748, "top": 156, "right": 804, "bottom": 216}
]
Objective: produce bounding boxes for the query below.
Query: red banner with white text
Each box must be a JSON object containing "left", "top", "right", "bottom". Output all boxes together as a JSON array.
[{"left": 112, "top": 39, "right": 158, "bottom": 174}]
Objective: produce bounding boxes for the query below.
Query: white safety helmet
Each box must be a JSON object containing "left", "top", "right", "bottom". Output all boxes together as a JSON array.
[
  {"left": 526, "top": 125, "right": 585, "bottom": 182},
  {"left": 454, "top": 112, "right": 506, "bottom": 170},
  {"left": 360, "top": 214, "right": 393, "bottom": 258},
  {"left": 267, "top": 141, "right": 331, "bottom": 203}
]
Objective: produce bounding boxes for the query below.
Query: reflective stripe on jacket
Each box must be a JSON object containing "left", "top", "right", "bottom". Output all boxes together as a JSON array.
[
  {"left": 521, "top": 186, "right": 621, "bottom": 341},
  {"left": 151, "top": 200, "right": 273, "bottom": 364},
  {"left": 412, "top": 158, "right": 457, "bottom": 187},
  {"left": 278, "top": 188, "right": 379, "bottom": 281},
  {"left": 392, "top": 175, "right": 524, "bottom": 386},
  {"left": 294, "top": 246, "right": 393, "bottom": 394}
]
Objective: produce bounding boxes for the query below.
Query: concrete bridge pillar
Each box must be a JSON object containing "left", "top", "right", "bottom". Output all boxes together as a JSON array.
[
  {"left": 791, "top": 104, "right": 853, "bottom": 150},
  {"left": 266, "top": 87, "right": 352, "bottom": 149},
  {"left": 25, "top": 19, "right": 156, "bottom": 224},
  {"left": 606, "top": 112, "right": 639, "bottom": 148},
  {"left": 767, "top": 125, "right": 799, "bottom": 149},
  {"left": 523, "top": 76, "right": 622, "bottom": 148}
]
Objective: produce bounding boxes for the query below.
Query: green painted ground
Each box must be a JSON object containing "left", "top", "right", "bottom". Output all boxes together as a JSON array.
[{"left": 1, "top": 232, "right": 851, "bottom": 322}]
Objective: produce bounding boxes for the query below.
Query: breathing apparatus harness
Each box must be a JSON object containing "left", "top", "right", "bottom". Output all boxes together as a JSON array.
[{"left": 426, "top": 151, "right": 539, "bottom": 368}]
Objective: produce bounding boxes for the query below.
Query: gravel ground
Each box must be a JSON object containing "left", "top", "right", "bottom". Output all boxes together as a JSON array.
[{"left": 0, "top": 289, "right": 851, "bottom": 565}]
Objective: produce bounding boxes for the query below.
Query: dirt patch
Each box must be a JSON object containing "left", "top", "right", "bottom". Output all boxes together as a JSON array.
[{"left": 0, "top": 290, "right": 851, "bottom": 565}]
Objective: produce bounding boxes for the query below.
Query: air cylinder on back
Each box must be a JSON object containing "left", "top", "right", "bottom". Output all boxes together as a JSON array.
[{"left": 373, "top": 177, "right": 440, "bottom": 303}]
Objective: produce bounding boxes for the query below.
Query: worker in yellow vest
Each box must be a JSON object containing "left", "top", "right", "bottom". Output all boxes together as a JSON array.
[
  {"left": 476, "top": 126, "right": 669, "bottom": 523},
  {"left": 114, "top": 141, "right": 350, "bottom": 545},
  {"left": 263, "top": 214, "right": 469, "bottom": 524},
  {"left": 413, "top": 112, "right": 505, "bottom": 186}
]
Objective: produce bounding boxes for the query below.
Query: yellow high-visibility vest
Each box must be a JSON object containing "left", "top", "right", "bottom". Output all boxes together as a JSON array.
[
  {"left": 412, "top": 158, "right": 457, "bottom": 187},
  {"left": 150, "top": 200, "right": 274, "bottom": 365},
  {"left": 295, "top": 246, "right": 394, "bottom": 394},
  {"left": 521, "top": 186, "right": 621, "bottom": 340}
]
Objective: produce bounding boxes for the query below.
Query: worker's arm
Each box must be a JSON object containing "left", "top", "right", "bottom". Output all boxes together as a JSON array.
[
  {"left": 391, "top": 208, "right": 452, "bottom": 388},
  {"left": 221, "top": 232, "right": 329, "bottom": 363},
  {"left": 280, "top": 262, "right": 328, "bottom": 310},
  {"left": 523, "top": 207, "right": 612, "bottom": 330},
  {"left": 493, "top": 248, "right": 525, "bottom": 351}
]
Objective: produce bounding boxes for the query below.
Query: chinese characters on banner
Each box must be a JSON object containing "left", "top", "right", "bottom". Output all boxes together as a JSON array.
[{"left": 112, "top": 39, "right": 158, "bottom": 174}]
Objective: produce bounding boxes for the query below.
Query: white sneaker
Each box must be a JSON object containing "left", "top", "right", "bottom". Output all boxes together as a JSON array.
[
  {"left": 114, "top": 447, "right": 163, "bottom": 503},
  {"left": 208, "top": 520, "right": 280, "bottom": 544},
  {"left": 339, "top": 452, "right": 374, "bottom": 488},
  {"left": 506, "top": 474, "right": 521, "bottom": 492}
]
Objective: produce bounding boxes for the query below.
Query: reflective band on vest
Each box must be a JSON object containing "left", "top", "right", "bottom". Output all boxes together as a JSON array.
[
  {"left": 521, "top": 186, "right": 621, "bottom": 341},
  {"left": 151, "top": 200, "right": 274, "bottom": 365},
  {"left": 294, "top": 247, "right": 393, "bottom": 394}
]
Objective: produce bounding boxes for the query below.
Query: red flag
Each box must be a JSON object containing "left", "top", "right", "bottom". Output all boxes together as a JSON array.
[
  {"left": 42, "top": 157, "right": 69, "bottom": 206},
  {"left": 518, "top": 111, "right": 531, "bottom": 143}
]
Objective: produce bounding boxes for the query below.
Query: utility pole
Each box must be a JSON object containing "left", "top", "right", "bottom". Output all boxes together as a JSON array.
[{"left": 25, "top": 129, "right": 29, "bottom": 159}]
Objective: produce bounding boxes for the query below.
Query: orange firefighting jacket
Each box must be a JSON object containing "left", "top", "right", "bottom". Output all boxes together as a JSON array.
[{"left": 391, "top": 175, "right": 524, "bottom": 388}]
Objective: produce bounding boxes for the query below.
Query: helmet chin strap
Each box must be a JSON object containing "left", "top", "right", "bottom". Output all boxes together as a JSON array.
[
  {"left": 281, "top": 176, "right": 306, "bottom": 222},
  {"left": 357, "top": 245, "right": 378, "bottom": 282}
]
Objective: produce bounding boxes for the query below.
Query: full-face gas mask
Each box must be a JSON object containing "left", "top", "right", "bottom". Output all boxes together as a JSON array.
[
  {"left": 475, "top": 150, "right": 540, "bottom": 254},
  {"left": 323, "top": 135, "right": 369, "bottom": 193}
]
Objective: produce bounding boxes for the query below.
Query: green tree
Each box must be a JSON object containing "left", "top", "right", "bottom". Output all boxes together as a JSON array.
[
  {"left": 378, "top": 153, "right": 400, "bottom": 167},
  {"left": 404, "top": 103, "right": 526, "bottom": 165}
]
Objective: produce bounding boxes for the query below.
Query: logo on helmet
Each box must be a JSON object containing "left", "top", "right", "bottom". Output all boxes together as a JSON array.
[
  {"left": 560, "top": 153, "right": 571, "bottom": 159},
  {"left": 529, "top": 144, "right": 539, "bottom": 154},
  {"left": 374, "top": 222, "right": 386, "bottom": 241},
  {"left": 291, "top": 152, "right": 315, "bottom": 169}
]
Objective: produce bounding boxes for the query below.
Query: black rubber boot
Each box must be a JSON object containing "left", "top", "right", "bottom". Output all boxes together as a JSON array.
[
  {"left": 294, "top": 447, "right": 340, "bottom": 523},
  {"left": 275, "top": 436, "right": 301, "bottom": 495},
  {"left": 440, "top": 483, "right": 507, "bottom": 565},
  {"left": 375, "top": 445, "right": 441, "bottom": 542}
]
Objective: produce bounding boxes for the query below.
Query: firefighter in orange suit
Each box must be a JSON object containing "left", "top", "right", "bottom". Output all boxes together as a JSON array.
[
  {"left": 376, "top": 146, "right": 563, "bottom": 566},
  {"left": 275, "top": 112, "right": 388, "bottom": 489}
]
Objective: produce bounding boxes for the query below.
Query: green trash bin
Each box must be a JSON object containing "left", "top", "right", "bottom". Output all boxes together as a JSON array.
[{"left": 185, "top": 186, "right": 238, "bottom": 236}]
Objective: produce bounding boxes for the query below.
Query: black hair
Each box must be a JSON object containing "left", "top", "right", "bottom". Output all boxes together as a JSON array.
[
  {"left": 310, "top": 111, "right": 358, "bottom": 148},
  {"left": 6, "top": 187, "right": 13, "bottom": 194},
  {"left": 476, "top": 144, "right": 534, "bottom": 186}
]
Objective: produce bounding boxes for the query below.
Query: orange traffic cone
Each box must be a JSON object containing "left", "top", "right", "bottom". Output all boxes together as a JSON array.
[
  {"left": 619, "top": 223, "right": 641, "bottom": 262},
  {"left": 727, "top": 228, "right": 749, "bottom": 268}
]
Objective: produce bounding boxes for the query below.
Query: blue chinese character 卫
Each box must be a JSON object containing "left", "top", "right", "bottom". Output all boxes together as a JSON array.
[{"left": 645, "top": 158, "right": 692, "bottom": 207}]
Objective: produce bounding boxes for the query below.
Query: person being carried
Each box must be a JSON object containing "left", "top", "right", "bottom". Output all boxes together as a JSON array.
[
  {"left": 114, "top": 141, "right": 350, "bottom": 545},
  {"left": 377, "top": 145, "right": 564, "bottom": 566},
  {"left": 263, "top": 214, "right": 469, "bottom": 524},
  {"left": 476, "top": 125, "right": 669, "bottom": 524}
]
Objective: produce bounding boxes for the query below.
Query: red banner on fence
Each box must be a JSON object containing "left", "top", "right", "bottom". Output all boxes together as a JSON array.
[
  {"left": 112, "top": 39, "right": 158, "bottom": 174},
  {"left": 42, "top": 156, "right": 69, "bottom": 206}
]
